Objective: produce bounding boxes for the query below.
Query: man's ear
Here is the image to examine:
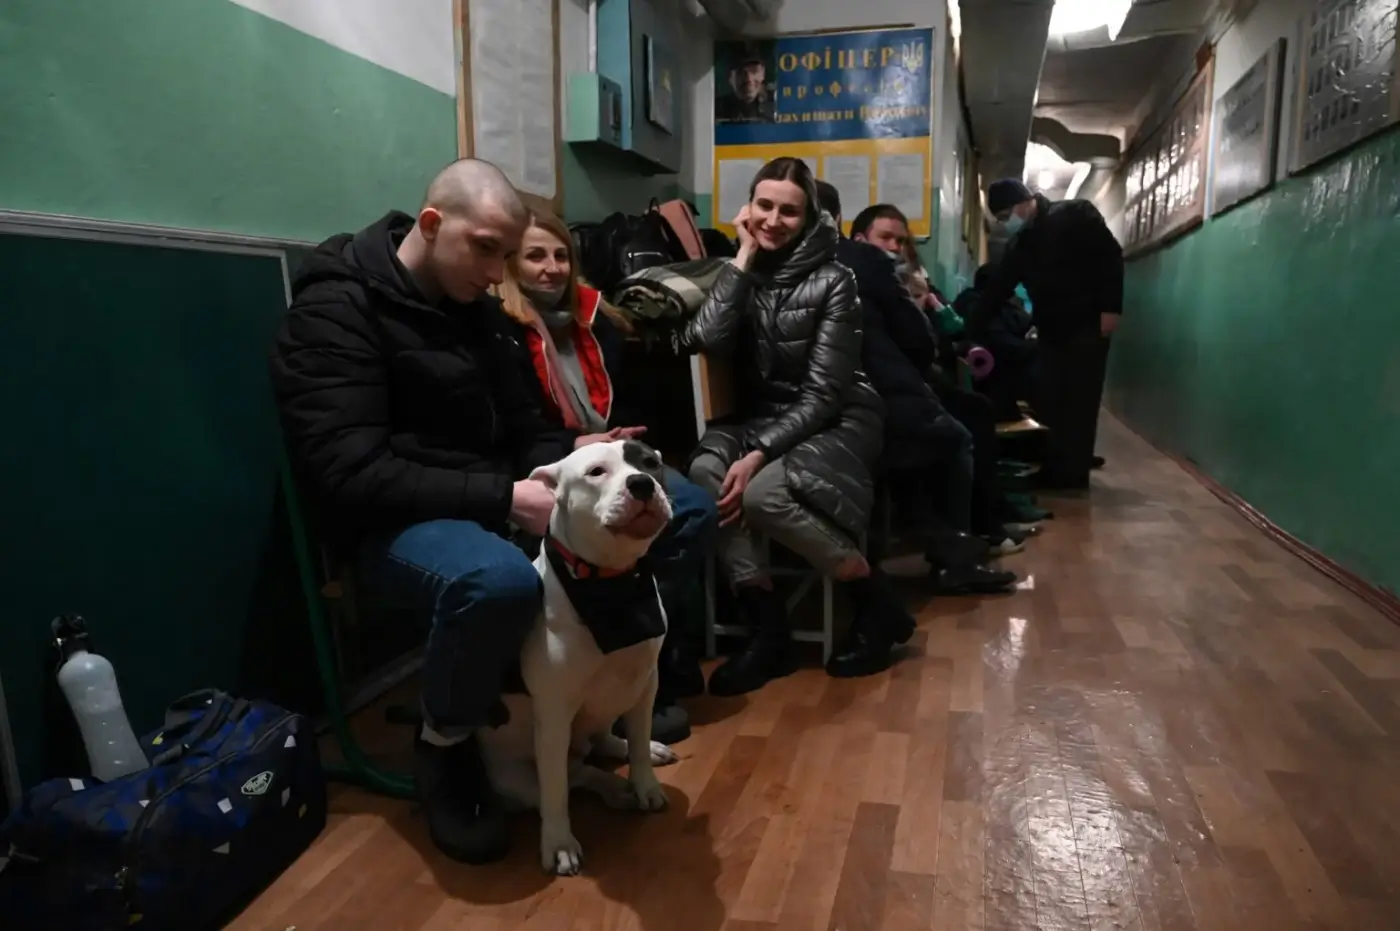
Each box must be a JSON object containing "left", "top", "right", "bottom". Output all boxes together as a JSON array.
[
  {"left": 530, "top": 462, "right": 562, "bottom": 491},
  {"left": 417, "top": 207, "right": 443, "bottom": 242}
]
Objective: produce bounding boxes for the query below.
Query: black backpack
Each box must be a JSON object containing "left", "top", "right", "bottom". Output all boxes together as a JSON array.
[{"left": 570, "top": 200, "right": 688, "bottom": 294}]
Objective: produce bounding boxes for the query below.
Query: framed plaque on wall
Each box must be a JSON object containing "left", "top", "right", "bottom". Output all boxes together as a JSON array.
[
  {"left": 1120, "top": 59, "right": 1215, "bottom": 257},
  {"left": 1292, "top": 0, "right": 1400, "bottom": 173},
  {"left": 1211, "top": 38, "right": 1287, "bottom": 215}
]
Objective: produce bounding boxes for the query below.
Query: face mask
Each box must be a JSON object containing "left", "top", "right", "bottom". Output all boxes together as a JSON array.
[{"left": 1002, "top": 214, "right": 1026, "bottom": 236}]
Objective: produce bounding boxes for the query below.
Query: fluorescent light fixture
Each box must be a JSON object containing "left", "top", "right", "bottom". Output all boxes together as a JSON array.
[
  {"left": 1048, "top": 0, "right": 1133, "bottom": 41},
  {"left": 1037, "top": 169, "right": 1057, "bottom": 190},
  {"left": 1064, "top": 161, "right": 1093, "bottom": 199}
]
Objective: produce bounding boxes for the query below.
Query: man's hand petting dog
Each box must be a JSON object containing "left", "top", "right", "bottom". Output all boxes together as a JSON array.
[{"left": 510, "top": 479, "right": 556, "bottom": 536}]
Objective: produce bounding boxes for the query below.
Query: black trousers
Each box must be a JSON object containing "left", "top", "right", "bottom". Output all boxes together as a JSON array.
[
  {"left": 1036, "top": 331, "right": 1110, "bottom": 479},
  {"left": 932, "top": 385, "right": 1002, "bottom": 536}
]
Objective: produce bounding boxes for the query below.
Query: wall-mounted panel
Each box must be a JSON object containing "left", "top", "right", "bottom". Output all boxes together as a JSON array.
[
  {"left": 1291, "top": 0, "right": 1400, "bottom": 172},
  {"left": 1121, "top": 61, "right": 1215, "bottom": 256},
  {"left": 1210, "top": 38, "right": 1287, "bottom": 215}
]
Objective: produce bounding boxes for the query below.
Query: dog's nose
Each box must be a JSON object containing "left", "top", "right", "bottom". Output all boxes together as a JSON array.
[{"left": 625, "top": 473, "right": 655, "bottom": 501}]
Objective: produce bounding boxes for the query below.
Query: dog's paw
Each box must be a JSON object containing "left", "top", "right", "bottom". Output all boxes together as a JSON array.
[
  {"left": 649, "top": 740, "right": 679, "bottom": 766},
  {"left": 630, "top": 776, "right": 669, "bottom": 813},
  {"left": 540, "top": 824, "right": 583, "bottom": 876}
]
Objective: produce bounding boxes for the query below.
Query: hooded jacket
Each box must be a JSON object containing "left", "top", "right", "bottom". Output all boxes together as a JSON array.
[
  {"left": 681, "top": 214, "right": 884, "bottom": 540},
  {"left": 270, "top": 211, "right": 575, "bottom": 545}
]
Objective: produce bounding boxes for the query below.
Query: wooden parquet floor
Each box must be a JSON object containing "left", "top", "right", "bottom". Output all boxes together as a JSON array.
[{"left": 230, "top": 415, "right": 1400, "bottom": 931}]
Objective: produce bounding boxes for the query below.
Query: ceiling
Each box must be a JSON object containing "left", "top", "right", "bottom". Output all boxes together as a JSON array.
[
  {"left": 960, "top": 0, "right": 1227, "bottom": 189},
  {"left": 1035, "top": 32, "right": 1198, "bottom": 141}
]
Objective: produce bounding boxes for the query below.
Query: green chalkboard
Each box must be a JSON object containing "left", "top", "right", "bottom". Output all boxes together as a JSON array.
[{"left": 0, "top": 232, "right": 311, "bottom": 788}]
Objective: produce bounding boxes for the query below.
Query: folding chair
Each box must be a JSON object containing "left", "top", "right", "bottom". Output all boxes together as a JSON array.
[{"left": 278, "top": 447, "right": 415, "bottom": 799}]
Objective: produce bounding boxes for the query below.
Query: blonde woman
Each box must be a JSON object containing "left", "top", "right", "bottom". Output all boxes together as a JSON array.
[{"left": 496, "top": 212, "right": 717, "bottom": 736}]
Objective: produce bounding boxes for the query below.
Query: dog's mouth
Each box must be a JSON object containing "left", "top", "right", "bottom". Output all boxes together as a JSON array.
[{"left": 608, "top": 502, "right": 669, "bottom": 540}]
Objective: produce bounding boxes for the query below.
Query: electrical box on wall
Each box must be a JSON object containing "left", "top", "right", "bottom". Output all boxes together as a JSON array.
[
  {"left": 565, "top": 0, "right": 682, "bottom": 175},
  {"left": 565, "top": 73, "right": 625, "bottom": 148}
]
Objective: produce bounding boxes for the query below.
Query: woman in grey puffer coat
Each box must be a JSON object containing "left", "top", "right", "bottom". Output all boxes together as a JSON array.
[{"left": 683, "top": 157, "right": 914, "bottom": 695}]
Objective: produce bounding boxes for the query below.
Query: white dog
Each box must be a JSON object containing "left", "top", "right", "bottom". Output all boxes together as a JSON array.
[{"left": 476, "top": 439, "right": 680, "bottom": 875}]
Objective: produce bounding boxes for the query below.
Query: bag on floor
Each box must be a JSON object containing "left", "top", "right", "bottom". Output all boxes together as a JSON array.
[{"left": 0, "top": 689, "right": 326, "bottom": 931}]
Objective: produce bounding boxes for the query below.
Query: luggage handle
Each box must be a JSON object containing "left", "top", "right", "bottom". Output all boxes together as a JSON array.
[{"left": 150, "top": 691, "right": 248, "bottom": 768}]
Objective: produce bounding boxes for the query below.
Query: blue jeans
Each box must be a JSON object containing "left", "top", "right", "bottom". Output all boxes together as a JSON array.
[
  {"left": 357, "top": 520, "right": 541, "bottom": 734},
  {"left": 356, "top": 471, "right": 715, "bottom": 731},
  {"left": 652, "top": 467, "right": 719, "bottom": 572}
]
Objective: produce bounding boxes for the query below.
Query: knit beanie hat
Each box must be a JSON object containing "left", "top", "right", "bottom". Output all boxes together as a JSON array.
[{"left": 986, "top": 178, "right": 1033, "bottom": 215}]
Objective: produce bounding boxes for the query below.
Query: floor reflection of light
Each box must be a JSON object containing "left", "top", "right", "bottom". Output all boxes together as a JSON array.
[
  {"left": 1015, "top": 573, "right": 1035, "bottom": 590},
  {"left": 987, "top": 616, "right": 1029, "bottom": 678}
]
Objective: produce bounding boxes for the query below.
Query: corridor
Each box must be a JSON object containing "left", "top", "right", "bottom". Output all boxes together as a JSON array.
[{"left": 231, "top": 415, "right": 1400, "bottom": 931}]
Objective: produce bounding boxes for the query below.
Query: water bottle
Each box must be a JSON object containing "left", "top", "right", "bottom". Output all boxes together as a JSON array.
[{"left": 53, "top": 615, "right": 148, "bottom": 782}]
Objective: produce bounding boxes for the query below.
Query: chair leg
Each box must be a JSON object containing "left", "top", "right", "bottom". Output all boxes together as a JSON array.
[
  {"left": 821, "top": 575, "right": 835, "bottom": 665},
  {"left": 280, "top": 451, "right": 415, "bottom": 800},
  {"left": 703, "top": 554, "right": 718, "bottom": 660}
]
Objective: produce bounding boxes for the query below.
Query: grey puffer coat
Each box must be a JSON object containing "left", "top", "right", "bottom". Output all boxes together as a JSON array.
[{"left": 682, "top": 214, "right": 884, "bottom": 541}]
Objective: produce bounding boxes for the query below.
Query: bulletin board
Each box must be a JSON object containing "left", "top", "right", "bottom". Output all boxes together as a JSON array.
[{"left": 455, "top": 0, "right": 564, "bottom": 218}]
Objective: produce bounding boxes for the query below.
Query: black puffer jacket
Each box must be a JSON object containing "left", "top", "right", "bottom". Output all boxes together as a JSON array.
[
  {"left": 681, "top": 214, "right": 884, "bottom": 540},
  {"left": 270, "top": 212, "right": 575, "bottom": 547}
]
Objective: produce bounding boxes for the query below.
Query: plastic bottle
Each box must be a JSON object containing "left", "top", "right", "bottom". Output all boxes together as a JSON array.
[{"left": 52, "top": 615, "right": 148, "bottom": 782}]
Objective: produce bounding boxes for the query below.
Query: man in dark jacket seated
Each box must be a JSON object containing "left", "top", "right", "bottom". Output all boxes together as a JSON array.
[
  {"left": 954, "top": 263, "right": 1038, "bottom": 423},
  {"left": 816, "top": 183, "right": 1014, "bottom": 593},
  {"left": 270, "top": 159, "right": 575, "bottom": 866}
]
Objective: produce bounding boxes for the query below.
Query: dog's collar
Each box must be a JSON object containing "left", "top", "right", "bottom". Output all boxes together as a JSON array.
[{"left": 546, "top": 534, "right": 637, "bottom": 579}]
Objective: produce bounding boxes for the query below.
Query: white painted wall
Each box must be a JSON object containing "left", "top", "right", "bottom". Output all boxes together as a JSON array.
[{"left": 227, "top": 0, "right": 456, "bottom": 95}]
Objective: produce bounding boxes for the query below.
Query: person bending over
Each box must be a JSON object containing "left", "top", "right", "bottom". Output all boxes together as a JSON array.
[
  {"left": 678, "top": 157, "right": 913, "bottom": 690},
  {"left": 495, "top": 210, "right": 719, "bottom": 739},
  {"left": 270, "top": 159, "right": 573, "bottom": 866},
  {"left": 816, "top": 183, "right": 1015, "bottom": 594},
  {"left": 954, "top": 263, "right": 1038, "bottom": 423},
  {"left": 972, "top": 178, "right": 1124, "bottom": 489}
]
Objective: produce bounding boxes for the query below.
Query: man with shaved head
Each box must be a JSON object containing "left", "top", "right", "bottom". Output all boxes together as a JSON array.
[{"left": 271, "top": 158, "right": 574, "bottom": 864}]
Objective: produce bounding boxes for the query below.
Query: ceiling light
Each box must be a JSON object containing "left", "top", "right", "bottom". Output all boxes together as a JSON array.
[
  {"left": 1048, "top": 0, "right": 1133, "bottom": 42},
  {"left": 1036, "top": 169, "right": 1057, "bottom": 190}
]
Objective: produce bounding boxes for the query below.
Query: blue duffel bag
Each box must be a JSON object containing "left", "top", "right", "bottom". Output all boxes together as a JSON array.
[{"left": 0, "top": 689, "right": 327, "bottom": 930}]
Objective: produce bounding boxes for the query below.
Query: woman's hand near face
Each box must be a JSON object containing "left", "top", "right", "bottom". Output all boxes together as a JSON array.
[{"left": 732, "top": 205, "right": 758, "bottom": 270}]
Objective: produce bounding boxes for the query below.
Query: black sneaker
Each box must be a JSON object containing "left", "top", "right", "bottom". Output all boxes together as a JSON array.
[
  {"left": 825, "top": 626, "right": 896, "bottom": 678},
  {"left": 930, "top": 563, "right": 1018, "bottom": 595},
  {"left": 612, "top": 701, "right": 691, "bottom": 745},
  {"left": 414, "top": 734, "right": 509, "bottom": 864}
]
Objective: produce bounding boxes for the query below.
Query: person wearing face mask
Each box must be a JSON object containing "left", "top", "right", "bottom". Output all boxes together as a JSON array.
[
  {"left": 972, "top": 178, "right": 1125, "bottom": 490},
  {"left": 678, "top": 157, "right": 914, "bottom": 691},
  {"left": 495, "top": 212, "right": 719, "bottom": 741},
  {"left": 815, "top": 184, "right": 1018, "bottom": 593}
]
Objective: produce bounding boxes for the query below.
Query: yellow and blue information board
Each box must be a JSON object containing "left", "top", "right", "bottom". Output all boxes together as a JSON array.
[{"left": 712, "top": 27, "right": 935, "bottom": 238}]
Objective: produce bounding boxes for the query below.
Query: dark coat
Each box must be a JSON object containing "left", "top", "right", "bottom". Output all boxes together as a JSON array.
[
  {"left": 681, "top": 215, "right": 884, "bottom": 540},
  {"left": 270, "top": 211, "right": 576, "bottom": 546},
  {"left": 835, "top": 238, "right": 951, "bottom": 472},
  {"left": 970, "top": 194, "right": 1124, "bottom": 345}
]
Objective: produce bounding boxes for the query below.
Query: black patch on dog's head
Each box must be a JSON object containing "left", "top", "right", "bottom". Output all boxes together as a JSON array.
[{"left": 622, "top": 440, "right": 664, "bottom": 476}]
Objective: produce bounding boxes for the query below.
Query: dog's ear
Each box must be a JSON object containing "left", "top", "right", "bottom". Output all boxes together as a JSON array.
[{"left": 529, "top": 461, "right": 563, "bottom": 491}]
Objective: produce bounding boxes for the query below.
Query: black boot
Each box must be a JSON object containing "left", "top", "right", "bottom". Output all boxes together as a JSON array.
[
  {"left": 658, "top": 635, "right": 706, "bottom": 701},
  {"left": 414, "top": 733, "right": 509, "bottom": 864},
  {"left": 826, "top": 572, "right": 915, "bottom": 678},
  {"left": 707, "top": 586, "right": 797, "bottom": 697},
  {"left": 929, "top": 562, "right": 1017, "bottom": 594}
]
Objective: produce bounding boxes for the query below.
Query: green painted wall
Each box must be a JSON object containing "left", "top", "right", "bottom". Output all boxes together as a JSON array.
[
  {"left": 1107, "top": 127, "right": 1400, "bottom": 596},
  {"left": 561, "top": 147, "right": 684, "bottom": 222},
  {"left": 0, "top": 0, "right": 456, "bottom": 241}
]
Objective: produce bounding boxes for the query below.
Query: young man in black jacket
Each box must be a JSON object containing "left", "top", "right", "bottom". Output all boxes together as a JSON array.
[
  {"left": 973, "top": 179, "right": 1124, "bottom": 489},
  {"left": 270, "top": 159, "right": 575, "bottom": 865},
  {"left": 815, "top": 183, "right": 1015, "bottom": 598}
]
